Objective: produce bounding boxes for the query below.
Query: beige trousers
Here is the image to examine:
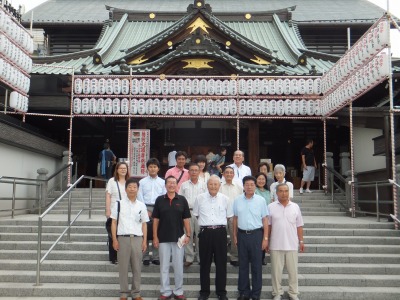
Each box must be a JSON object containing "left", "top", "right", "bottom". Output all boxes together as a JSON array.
[
  {"left": 270, "top": 250, "right": 299, "bottom": 299},
  {"left": 184, "top": 213, "right": 199, "bottom": 262}
]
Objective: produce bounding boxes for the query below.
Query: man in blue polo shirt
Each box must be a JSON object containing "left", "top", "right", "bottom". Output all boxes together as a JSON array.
[{"left": 233, "top": 176, "right": 269, "bottom": 300}]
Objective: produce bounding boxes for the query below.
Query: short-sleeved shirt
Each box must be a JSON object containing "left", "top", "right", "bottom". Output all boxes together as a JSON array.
[
  {"left": 180, "top": 179, "right": 207, "bottom": 209},
  {"left": 233, "top": 193, "right": 269, "bottom": 230},
  {"left": 165, "top": 167, "right": 190, "bottom": 192},
  {"left": 301, "top": 147, "right": 315, "bottom": 166},
  {"left": 268, "top": 200, "right": 304, "bottom": 251},
  {"left": 137, "top": 176, "right": 166, "bottom": 206},
  {"left": 270, "top": 180, "right": 294, "bottom": 202},
  {"left": 227, "top": 163, "right": 252, "bottom": 188},
  {"left": 193, "top": 192, "right": 233, "bottom": 226},
  {"left": 111, "top": 198, "right": 149, "bottom": 236},
  {"left": 106, "top": 178, "right": 127, "bottom": 211},
  {"left": 168, "top": 151, "right": 177, "bottom": 167},
  {"left": 255, "top": 188, "right": 271, "bottom": 206},
  {"left": 99, "top": 149, "right": 115, "bottom": 162},
  {"left": 219, "top": 181, "right": 243, "bottom": 207},
  {"left": 152, "top": 193, "right": 191, "bottom": 243}
]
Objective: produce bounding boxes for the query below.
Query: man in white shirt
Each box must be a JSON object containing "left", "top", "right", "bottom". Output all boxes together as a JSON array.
[
  {"left": 111, "top": 178, "right": 149, "bottom": 300},
  {"left": 219, "top": 166, "right": 243, "bottom": 267},
  {"left": 193, "top": 175, "right": 233, "bottom": 300},
  {"left": 227, "top": 150, "right": 252, "bottom": 188},
  {"left": 180, "top": 163, "right": 206, "bottom": 266},
  {"left": 168, "top": 149, "right": 177, "bottom": 169},
  {"left": 137, "top": 158, "right": 166, "bottom": 266}
]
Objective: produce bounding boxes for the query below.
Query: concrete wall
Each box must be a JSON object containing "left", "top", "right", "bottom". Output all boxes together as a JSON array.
[
  {"left": 353, "top": 127, "right": 386, "bottom": 173},
  {"left": 0, "top": 143, "right": 63, "bottom": 215}
]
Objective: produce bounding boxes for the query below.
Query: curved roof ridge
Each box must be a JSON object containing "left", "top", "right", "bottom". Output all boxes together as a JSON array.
[
  {"left": 33, "top": 48, "right": 101, "bottom": 64},
  {"left": 272, "top": 14, "right": 301, "bottom": 57},
  {"left": 97, "top": 13, "right": 129, "bottom": 56}
]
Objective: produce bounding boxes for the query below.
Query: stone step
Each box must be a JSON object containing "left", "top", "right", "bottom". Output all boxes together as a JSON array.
[
  {"left": 0, "top": 282, "right": 400, "bottom": 300},
  {"left": 301, "top": 212, "right": 347, "bottom": 216},
  {"left": 1, "top": 270, "right": 399, "bottom": 288}
]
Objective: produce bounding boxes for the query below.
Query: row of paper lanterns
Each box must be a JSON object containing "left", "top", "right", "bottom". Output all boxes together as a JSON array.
[
  {"left": 9, "top": 91, "right": 28, "bottom": 112},
  {"left": 321, "top": 53, "right": 389, "bottom": 115},
  {"left": 74, "top": 77, "right": 322, "bottom": 96},
  {"left": 73, "top": 98, "right": 322, "bottom": 116},
  {"left": 0, "top": 9, "right": 34, "bottom": 53},
  {"left": 0, "top": 34, "right": 33, "bottom": 73},
  {"left": 0, "top": 58, "right": 30, "bottom": 93},
  {"left": 321, "top": 19, "right": 389, "bottom": 94}
]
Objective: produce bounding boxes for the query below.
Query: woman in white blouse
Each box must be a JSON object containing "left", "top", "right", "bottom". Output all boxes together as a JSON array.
[
  {"left": 105, "top": 162, "right": 130, "bottom": 264},
  {"left": 195, "top": 154, "right": 210, "bottom": 184}
]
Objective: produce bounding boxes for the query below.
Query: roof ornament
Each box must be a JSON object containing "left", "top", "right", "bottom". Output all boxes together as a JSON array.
[
  {"left": 108, "top": 8, "right": 114, "bottom": 27},
  {"left": 187, "top": 0, "right": 211, "bottom": 13},
  {"left": 309, "top": 65, "right": 317, "bottom": 75},
  {"left": 80, "top": 64, "right": 88, "bottom": 74},
  {"left": 119, "top": 59, "right": 129, "bottom": 72}
]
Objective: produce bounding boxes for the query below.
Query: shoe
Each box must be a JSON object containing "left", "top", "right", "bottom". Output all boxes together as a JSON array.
[
  {"left": 230, "top": 261, "right": 239, "bottom": 267},
  {"left": 272, "top": 296, "right": 282, "bottom": 300},
  {"left": 133, "top": 297, "right": 143, "bottom": 300},
  {"left": 251, "top": 298, "right": 260, "bottom": 300},
  {"left": 143, "top": 259, "right": 150, "bottom": 266},
  {"left": 184, "top": 261, "right": 193, "bottom": 267},
  {"left": 158, "top": 295, "right": 172, "bottom": 300},
  {"left": 305, "top": 189, "right": 312, "bottom": 193},
  {"left": 174, "top": 294, "right": 186, "bottom": 300},
  {"left": 299, "top": 188, "right": 303, "bottom": 194},
  {"left": 262, "top": 259, "right": 267, "bottom": 266},
  {"left": 120, "top": 298, "right": 127, "bottom": 300},
  {"left": 152, "top": 259, "right": 160, "bottom": 265},
  {"left": 237, "top": 296, "right": 250, "bottom": 300},
  {"left": 289, "top": 297, "right": 300, "bottom": 300},
  {"left": 198, "top": 296, "right": 208, "bottom": 300},
  {"left": 218, "top": 296, "right": 228, "bottom": 300},
  {"left": 111, "top": 260, "right": 118, "bottom": 265}
]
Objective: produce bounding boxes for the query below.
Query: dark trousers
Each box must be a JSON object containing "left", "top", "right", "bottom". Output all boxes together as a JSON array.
[
  {"left": 199, "top": 227, "right": 228, "bottom": 297},
  {"left": 237, "top": 229, "right": 263, "bottom": 298}
]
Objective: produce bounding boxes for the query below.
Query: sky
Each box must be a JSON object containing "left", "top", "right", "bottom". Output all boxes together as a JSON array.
[{"left": 7, "top": 0, "right": 400, "bottom": 57}]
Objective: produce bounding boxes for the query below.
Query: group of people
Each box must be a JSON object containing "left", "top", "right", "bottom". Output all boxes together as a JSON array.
[{"left": 105, "top": 141, "right": 318, "bottom": 300}]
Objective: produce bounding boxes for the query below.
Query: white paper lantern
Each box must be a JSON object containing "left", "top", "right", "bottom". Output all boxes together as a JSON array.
[
  {"left": 176, "top": 79, "right": 185, "bottom": 95},
  {"left": 97, "top": 98, "right": 105, "bottom": 114},
  {"left": 306, "top": 100, "right": 315, "bottom": 115},
  {"left": 199, "top": 99, "right": 207, "bottom": 115},
  {"left": 305, "top": 79, "right": 314, "bottom": 95},
  {"left": 161, "top": 79, "right": 169, "bottom": 95},
  {"left": 215, "top": 80, "right": 222, "bottom": 96},
  {"left": 275, "top": 79, "right": 283, "bottom": 95},
  {"left": 229, "top": 80, "right": 237, "bottom": 95},
  {"left": 183, "top": 99, "right": 191, "bottom": 115},
  {"left": 276, "top": 100, "right": 285, "bottom": 116},
  {"left": 138, "top": 79, "right": 146, "bottom": 95},
  {"left": 222, "top": 80, "right": 230, "bottom": 96},
  {"left": 284, "top": 99, "right": 292, "bottom": 115},
  {"left": 313, "top": 78, "right": 321, "bottom": 95},
  {"left": 252, "top": 79, "right": 261, "bottom": 95},
  {"left": 176, "top": 99, "right": 184, "bottom": 115},
  {"left": 298, "top": 79, "right": 306, "bottom": 95},
  {"left": 222, "top": 99, "right": 230, "bottom": 115},
  {"left": 145, "top": 99, "right": 153, "bottom": 115},
  {"left": 153, "top": 78, "right": 162, "bottom": 95},
  {"left": 112, "top": 79, "right": 121, "bottom": 94},
  {"left": 206, "top": 99, "right": 214, "bottom": 115},
  {"left": 168, "top": 99, "right": 176, "bottom": 115},
  {"left": 160, "top": 99, "right": 168, "bottom": 115},
  {"left": 246, "top": 100, "right": 254, "bottom": 115},
  {"left": 120, "top": 79, "right": 129, "bottom": 95},
  {"left": 199, "top": 79, "right": 207, "bottom": 95},
  {"left": 137, "top": 99, "right": 146, "bottom": 115},
  {"left": 105, "top": 79, "right": 114, "bottom": 95},
  {"left": 239, "top": 99, "right": 247, "bottom": 115},
  {"left": 121, "top": 98, "right": 129, "bottom": 115},
  {"left": 207, "top": 79, "right": 215, "bottom": 95},
  {"left": 269, "top": 100, "right": 277, "bottom": 115},
  {"left": 192, "top": 99, "right": 199, "bottom": 115},
  {"left": 153, "top": 98, "right": 161, "bottom": 115},
  {"left": 238, "top": 79, "right": 246, "bottom": 95},
  {"left": 82, "top": 78, "right": 90, "bottom": 95},
  {"left": 184, "top": 79, "right": 192, "bottom": 95},
  {"left": 98, "top": 78, "right": 106, "bottom": 94},
  {"left": 89, "top": 98, "right": 97, "bottom": 114},
  {"left": 261, "top": 100, "right": 269, "bottom": 115},
  {"left": 269, "top": 79, "right": 276, "bottom": 95},
  {"left": 129, "top": 99, "right": 137, "bottom": 114},
  {"left": 214, "top": 100, "right": 222, "bottom": 115},
  {"left": 299, "top": 99, "right": 307, "bottom": 115},
  {"left": 246, "top": 79, "right": 254, "bottom": 95},
  {"left": 229, "top": 99, "right": 237, "bottom": 115},
  {"left": 283, "top": 79, "right": 291, "bottom": 95},
  {"left": 169, "top": 79, "right": 177, "bottom": 95},
  {"left": 131, "top": 79, "right": 139, "bottom": 95},
  {"left": 192, "top": 79, "right": 200, "bottom": 95},
  {"left": 9, "top": 91, "right": 19, "bottom": 110},
  {"left": 252, "top": 99, "right": 261, "bottom": 115},
  {"left": 73, "top": 98, "right": 82, "bottom": 114},
  {"left": 112, "top": 98, "right": 120, "bottom": 114},
  {"left": 80, "top": 98, "right": 89, "bottom": 114}
]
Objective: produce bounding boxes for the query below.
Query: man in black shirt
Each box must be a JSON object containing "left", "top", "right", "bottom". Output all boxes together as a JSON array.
[
  {"left": 299, "top": 139, "right": 317, "bottom": 194},
  {"left": 153, "top": 176, "right": 191, "bottom": 300}
]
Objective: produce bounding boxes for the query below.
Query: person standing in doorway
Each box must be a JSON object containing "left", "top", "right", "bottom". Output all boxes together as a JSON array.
[
  {"left": 209, "top": 148, "right": 227, "bottom": 176},
  {"left": 111, "top": 177, "right": 149, "bottom": 300},
  {"left": 165, "top": 151, "right": 190, "bottom": 193},
  {"left": 152, "top": 176, "right": 191, "bottom": 300},
  {"left": 267, "top": 183, "right": 304, "bottom": 300},
  {"left": 299, "top": 139, "right": 317, "bottom": 194},
  {"left": 226, "top": 150, "right": 251, "bottom": 188},
  {"left": 99, "top": 142, "right": 116, "bottom": 180},
  {"left": 168, "top": 149, "right": 177, "bottom": 169},
  {"left": 137, "top": 158, "right": 166, "bottom": 266}
]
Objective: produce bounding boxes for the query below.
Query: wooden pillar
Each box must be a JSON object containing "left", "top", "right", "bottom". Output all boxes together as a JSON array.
[{"left": 248, "top": 120, "right": 259, "bottom": 174}]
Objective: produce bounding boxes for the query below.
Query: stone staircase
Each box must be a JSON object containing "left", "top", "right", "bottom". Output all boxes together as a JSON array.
[{"left": 0, "top": 188, "right": 399, "bottom": 299}]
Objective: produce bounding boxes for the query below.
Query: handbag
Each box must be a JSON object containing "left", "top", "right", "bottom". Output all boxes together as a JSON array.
[{"left": 105, "top": 179, "right": 122, "bottom": 237}]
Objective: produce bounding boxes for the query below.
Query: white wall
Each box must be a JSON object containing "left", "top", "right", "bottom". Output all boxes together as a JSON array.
[
  {"left": 0, "top": 143, "right": 62, "bottom": 215},
  {"left": 353, "top": 127, "right": 386, "bottom": 173}
]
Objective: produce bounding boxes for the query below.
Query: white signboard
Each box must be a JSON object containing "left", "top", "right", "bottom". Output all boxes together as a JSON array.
[{"left": 129, "top": 129, "right": 150, "bottom": 177}]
